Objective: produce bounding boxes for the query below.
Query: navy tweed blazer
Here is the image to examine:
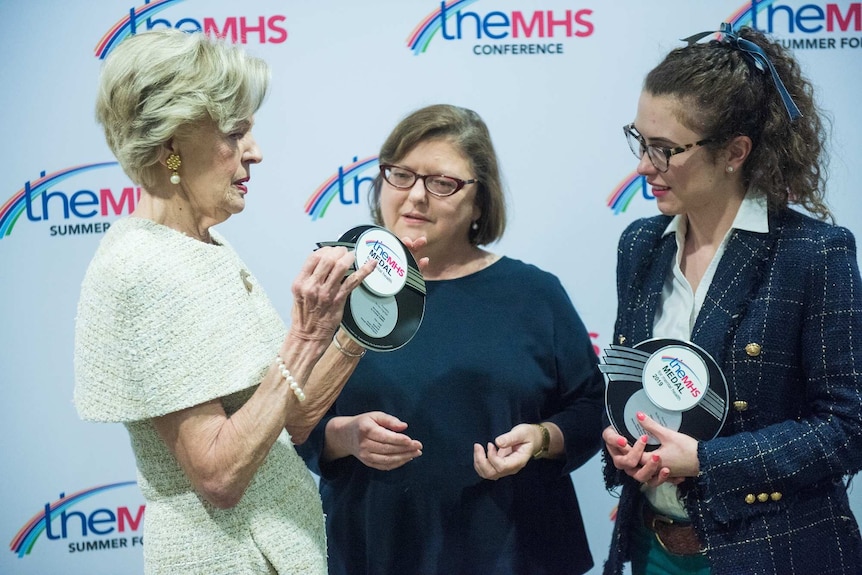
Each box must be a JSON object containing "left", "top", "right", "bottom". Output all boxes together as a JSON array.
[{"left": 603, "top": 208, "right": 862, "bottom": 575}]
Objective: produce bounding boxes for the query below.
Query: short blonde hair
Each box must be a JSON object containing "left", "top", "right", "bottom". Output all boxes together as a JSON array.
[
  {"left": 95, "top": 29, "right": 270, "bottom": 189},
  {"left": 369, "top": 104, "right": 507, "bottom": 246}
]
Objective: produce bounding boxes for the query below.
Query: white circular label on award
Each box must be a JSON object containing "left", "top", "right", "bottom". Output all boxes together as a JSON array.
[
  {"left": 642, "top": 344, "right": 710, "bottom": 411},
  {"left": 354, "top": 227, "right": 408, "bottom": 297},
  {"left": 349, "top": 287, "right": 398, "bottom": 338}
]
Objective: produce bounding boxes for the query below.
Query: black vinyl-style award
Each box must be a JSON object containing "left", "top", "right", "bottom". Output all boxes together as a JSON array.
[
  {"left": 599, "top": 338, "right": 729, "bottom": 450},
  {"left": 317, "top": 225, "right": 425, "bottom": 352}
]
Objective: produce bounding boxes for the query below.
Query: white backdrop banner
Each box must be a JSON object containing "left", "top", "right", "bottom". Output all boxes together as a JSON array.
[{"left": 1, "top": 1, "right": 860, "bottom": 573}]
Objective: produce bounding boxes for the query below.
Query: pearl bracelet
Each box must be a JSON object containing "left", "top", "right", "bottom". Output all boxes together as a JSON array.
[
  {"left": 276, "top": 355, "right": 306, "bottom": 402},
  {"left": 332, "top": 330, "right": 366, "bottom": 359}
]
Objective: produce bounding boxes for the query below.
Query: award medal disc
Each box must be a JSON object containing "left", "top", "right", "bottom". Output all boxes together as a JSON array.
[
  {"left": 319, "top": 225, "right": 425, "bottom": 352},
  {"left": 600, "top": 338, "right": 729, "bottom": 450}
]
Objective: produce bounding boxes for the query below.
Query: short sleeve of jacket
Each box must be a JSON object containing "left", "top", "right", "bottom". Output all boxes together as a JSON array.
[{"left": 73, "top": 220, "right": 285, "bottom": 422}]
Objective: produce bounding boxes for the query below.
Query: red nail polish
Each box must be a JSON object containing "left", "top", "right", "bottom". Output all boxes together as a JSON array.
[
  {"left": 640, "top": 434, "right": 648, "bottom": 443},
  {"left": 636, "top": 412, "right": 646, "bottom": 421},
  {"left": 616, "top": 437, "right": 628, "bottom": 447},
  {"left": 651, "top": 454, "right": 660, "bottom": 462}
]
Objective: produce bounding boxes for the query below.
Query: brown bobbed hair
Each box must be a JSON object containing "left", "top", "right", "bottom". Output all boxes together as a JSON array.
[{"left": 368, "top": 104, "right": 507, "bottom": 246}]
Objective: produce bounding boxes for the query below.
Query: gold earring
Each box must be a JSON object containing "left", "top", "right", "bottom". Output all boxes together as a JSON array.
[{"left": 166, "top": 154, "right": 182, "bottom": 184}]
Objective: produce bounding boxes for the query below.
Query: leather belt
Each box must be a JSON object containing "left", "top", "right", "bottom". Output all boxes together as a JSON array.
[{"left": 641, "top": 503, "right": 705, "bottom": 556}]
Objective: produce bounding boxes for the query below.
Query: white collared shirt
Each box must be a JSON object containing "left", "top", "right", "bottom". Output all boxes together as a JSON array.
[{"left": 645, "top": 191, "right": 769, "bottom": 518}]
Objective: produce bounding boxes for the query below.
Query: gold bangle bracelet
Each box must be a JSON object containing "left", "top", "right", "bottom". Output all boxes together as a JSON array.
[{"left": 332, "top": 330, "right": 366, "bottom": 358}]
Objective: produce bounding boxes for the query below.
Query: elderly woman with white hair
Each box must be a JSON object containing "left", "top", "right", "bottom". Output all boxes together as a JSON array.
[{"left": 74, "top": 29, "right": 376, "bottom": 574}]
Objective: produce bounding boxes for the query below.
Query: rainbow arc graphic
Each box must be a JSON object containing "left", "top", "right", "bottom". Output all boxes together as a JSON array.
[
  {"left": 94, "top": 0, "right": 187, "bottom": 59},
  {"left": 728, "top": 0, "right": 777, "bottom": 30},
  {"left": 606, "top": 172, "right": 650, "bottom": 215},
  {"left": 406, "top": 0, "right": 481, "bottom": 54}
]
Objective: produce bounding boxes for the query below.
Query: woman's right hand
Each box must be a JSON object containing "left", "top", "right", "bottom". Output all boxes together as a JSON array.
[
  {"left": 603, "top": 424, "right": 672, "bottom": 487},
  {"left": 289, "top": 246, "right": 376, "bottom": 346},
  {"left": 324, "top": 412, "right": 423, "bottom": 471}
]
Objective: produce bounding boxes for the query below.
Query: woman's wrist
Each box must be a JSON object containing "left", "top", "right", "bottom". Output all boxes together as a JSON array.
[
  {"left": 322, "top": 416, "right": 352, "bottom": 462},
  {"left": 332, "top": 328, "right": 367, "bottom": 359},
  {"left": 531, "top": 423, "right": 550, "bottom": 459},
  {"left": 278, "top": 330, "right": 331, "bottom": 380}
]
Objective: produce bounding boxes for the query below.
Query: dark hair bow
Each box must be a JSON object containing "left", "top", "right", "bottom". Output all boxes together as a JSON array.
[{"left": 681, "top": 22, "right": 802, "bottom": 121}]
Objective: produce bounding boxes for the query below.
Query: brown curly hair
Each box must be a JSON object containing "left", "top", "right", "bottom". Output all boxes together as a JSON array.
[{"left": 644, "top": 26, "right": 831, "bottom": 220}]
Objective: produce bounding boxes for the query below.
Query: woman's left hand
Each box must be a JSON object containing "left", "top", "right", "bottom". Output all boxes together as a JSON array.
[
  {"left": 603, "top": 424, "right": 668, "bottom": 486},
  {"left": 636, "top": 412, "right": 700, "bottom": 480},
  {"left": 473, "top": 423, "right": 540, "bottom": 480},
  {"left": 399, "top": 235, "right": 429, "bottom": 272}
]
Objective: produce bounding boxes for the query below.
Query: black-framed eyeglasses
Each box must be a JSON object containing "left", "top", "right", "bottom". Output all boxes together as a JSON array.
[
  {"left": 623, "top": 124, "right": 715, "bottom": 173},
  {"left": 379, "top": 164, "right": 477, "bottom": 198}
]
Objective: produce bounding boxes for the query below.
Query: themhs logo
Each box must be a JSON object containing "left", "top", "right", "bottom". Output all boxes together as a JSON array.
[
  {"left": 305, "top": 156, "right": 379, "bottom": 221},
  {"left": 731, "top": 1, "right": 862, "bottom": 49},
  {"left": 95, "top": 0, "right": 288, "bottom": 59},
  {"left": 407, "top": 0, "right": 594, "bottom": 56},
  {"left": 0, "top": 162, "right": 135, "bottom": 240},
  {"left": 9, "top": 482, "right": 143, "bottom": 558}
]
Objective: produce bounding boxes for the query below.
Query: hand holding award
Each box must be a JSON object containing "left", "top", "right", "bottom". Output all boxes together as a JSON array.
[{"left": 318, "top": 225, "right": 425, "bottom": 352}]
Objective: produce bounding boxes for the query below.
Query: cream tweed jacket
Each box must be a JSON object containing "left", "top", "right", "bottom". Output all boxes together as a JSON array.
[{"left": 74, "top": 217, "right": 326, "bottom": 575}]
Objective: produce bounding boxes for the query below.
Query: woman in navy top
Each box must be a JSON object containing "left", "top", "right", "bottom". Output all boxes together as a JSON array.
[{"left": 299, "top": 104, "right": 605, "bottom": 575}]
